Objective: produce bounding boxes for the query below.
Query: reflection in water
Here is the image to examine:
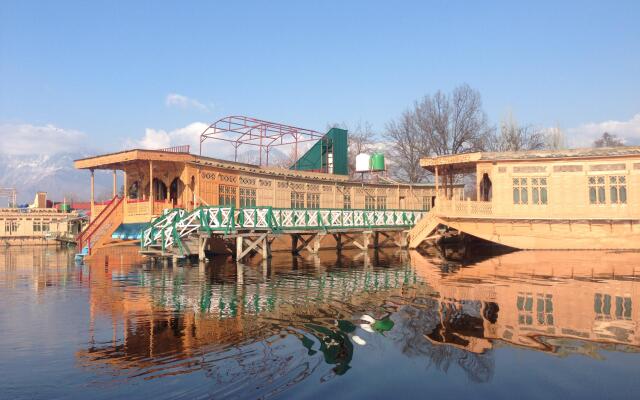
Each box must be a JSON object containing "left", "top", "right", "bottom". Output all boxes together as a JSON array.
[{"left": 1, "top": 245, "right": 639, "bottom": 399}]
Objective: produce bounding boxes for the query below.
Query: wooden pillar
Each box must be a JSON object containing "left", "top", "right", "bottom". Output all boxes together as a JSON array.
[
  {"left": 195, "top": 168, "right": 201, "bottom": 207},
  {"left": 434, "top": 166, "right": 439, "bottom": 200},
  {"left": 262, "top": 236, "right": 271, "bottom": 259},
  {"left": 362, "top": 232, "right": 371, "bottom": 249},
  {"left": 199, "top": 235, "right": 207, "bottom": 260},
  {"left": 373, "top": 232, "right": 379, "bottom": 248},
  {"left": 291, "top": 234, "right": 298, "bottom": 254},
  {"left": 112, "top": 170, "right": 117, "bottom": 198},
  {"left": 149, "top": 161, "right": 154, "bottom": 212},
  {"left": 90, "top": 169, "right": 95, "bottom": 218},
  {"left": 236, "top": 236, "right": 243, "bottom": 259},
  {"left": 123, "top": 170, "right": 128, "bottom": 199}
]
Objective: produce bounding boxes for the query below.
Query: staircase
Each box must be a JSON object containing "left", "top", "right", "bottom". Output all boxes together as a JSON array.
[
  {"left": 76, "top": 196, "right": 125, "bottom": 257},
  {"left": 408, "top": 211, "right": 441, "bottom": 249}
]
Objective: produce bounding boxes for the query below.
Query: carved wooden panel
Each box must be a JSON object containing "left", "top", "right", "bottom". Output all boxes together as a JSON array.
[
  {"left": 553, "top": 165, "right": 583, "bottom": 172},
  {"left": 590, "top": 163, "right": 626, "bottom": 171}
]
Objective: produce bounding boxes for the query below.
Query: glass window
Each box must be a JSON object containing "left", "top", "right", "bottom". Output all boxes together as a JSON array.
[
  {"left": 218, "top": 185, "right": 236, "bottom": 206},
  {"left": 588, "top": 176, "right": 606, "bottom": 204},
  {"left": 422, "top": 196, "right": 431, "bottom": 211},
  {"left": 239, "top": 188, "right": 256, "bottom": 208},
  {"left": 343, "top": 193, "right": 351, "bottom": 210},
  {"left": 609, "top": 175, "right": 627, "bottom": 204},
  {"left": 512, "top": 177, "right": 530, "bottom": 205},
  {"left": 376, "top": 196, "right": 386, "bottom": 210},
  {"left": 307, "top": 193, "right": 320, "bottom": 209},
  {"left": 291, "top": 192, "right": 305, "bottom": 208},
  {"left": 365, "top": 195, "right": 375, "bottom": 210}
]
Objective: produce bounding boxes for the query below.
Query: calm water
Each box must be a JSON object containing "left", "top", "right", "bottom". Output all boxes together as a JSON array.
[{"left": 1, "top": 246, "right": 639, "bottom": 399}]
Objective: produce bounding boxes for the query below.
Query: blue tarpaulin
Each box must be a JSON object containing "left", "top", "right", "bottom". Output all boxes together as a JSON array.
[{"left": 111, "top": 223, "right": 147, "bottom": 240}]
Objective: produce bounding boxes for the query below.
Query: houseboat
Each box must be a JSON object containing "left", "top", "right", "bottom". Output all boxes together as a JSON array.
[
  {"left": 0, "top": 192, "right": 82, "bottom": 246},
  {"left": 73, "top": 116, "right": 459, "bottom": 257},
  {"left": 410, "top": 147, "right": 640, "bottom": 250}
]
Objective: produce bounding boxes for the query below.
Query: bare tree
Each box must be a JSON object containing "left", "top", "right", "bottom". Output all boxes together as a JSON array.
[
  {"left": 486, "top": 111, "right": 546, "bottom": 152},
  {"left": 545, "top": 125, "right": 566, "bottom": 150},
  {"left": 386, "top": 84, "right": 492, "bottom": 195},
  {"left": 384, "top": 111, "right": 428, "bottom": 182},
  {"left": 593, "top": 132, "right": 625, "bottom": 148}
]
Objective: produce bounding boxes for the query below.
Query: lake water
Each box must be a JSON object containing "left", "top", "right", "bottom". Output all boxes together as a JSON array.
[{"left": 1, "top": 245, "right": 639, "bottom": 399}]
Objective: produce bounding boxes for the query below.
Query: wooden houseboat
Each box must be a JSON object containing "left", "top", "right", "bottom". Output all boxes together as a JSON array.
[
  {"left": 409, "top": 147, "right": 640, "bottom": 250},
  {"left": 74, "top": 117, "right": 460, "bottom": 257}
]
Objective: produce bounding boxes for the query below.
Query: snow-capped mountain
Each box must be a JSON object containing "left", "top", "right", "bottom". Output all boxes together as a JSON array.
[{"left": 0, "top": 152, "right": 111, "bottom": 204}]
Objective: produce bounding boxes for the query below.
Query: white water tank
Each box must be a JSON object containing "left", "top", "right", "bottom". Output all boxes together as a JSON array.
[{"left": 355, "top": 153, "right": 371, "bottom": 173}]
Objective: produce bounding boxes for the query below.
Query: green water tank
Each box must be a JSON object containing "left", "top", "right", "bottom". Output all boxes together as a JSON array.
[
  {"left": 370, "top": 152, "right": 385, "bottom": 171},
  {"left": 60, "top": 204, "right": 71, "bottom": 213}
]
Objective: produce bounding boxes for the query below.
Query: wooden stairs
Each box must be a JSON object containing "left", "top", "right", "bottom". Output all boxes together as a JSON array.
[
  {"left": 76, "top": 196, "right": 125, "bottom": 258},
  {"left": 408, "top": 212, "right": 442, "bottom": 249}
]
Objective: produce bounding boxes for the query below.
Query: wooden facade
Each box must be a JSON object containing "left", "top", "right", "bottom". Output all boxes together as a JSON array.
[
  {"left": 412, "top": 146, "right": 640, "bottom": 250},
  {"left": 74, "top": 149, "right": 460, "bottom": 225}
]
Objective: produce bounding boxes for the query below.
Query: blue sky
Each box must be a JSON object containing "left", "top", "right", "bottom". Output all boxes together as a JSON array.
[{"left": 1, "top": 0, "right": 639, "bottom": 155}]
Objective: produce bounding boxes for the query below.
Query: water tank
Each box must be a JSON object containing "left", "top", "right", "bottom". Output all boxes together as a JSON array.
[
  {"left": 59, "top": 204, "right": 71, "bottom": 213},
  {"left": 370, "top": 153, "right": 385, "bottom": 171},
  {"left": 355, "top": 153, "right": 371, "bottom": 173}
]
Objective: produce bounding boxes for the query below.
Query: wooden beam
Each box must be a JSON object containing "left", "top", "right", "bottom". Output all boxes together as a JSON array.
[
  {"left": 90, "top": 169, "right": 95, "bottom": 218},
  {"left": 112, "top": 170, "right": 117, "bottom": 197},
  {"left": 149, "top": 161, "right": 154, "bottom": 212}
]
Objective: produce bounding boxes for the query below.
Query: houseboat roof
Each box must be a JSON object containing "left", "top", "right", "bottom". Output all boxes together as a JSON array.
[
  {"left": 74, "top": 148, "right": 445, "bottom": 187},
  {"left": 419, "top": 146, "right": 640, "bottom": 172}
]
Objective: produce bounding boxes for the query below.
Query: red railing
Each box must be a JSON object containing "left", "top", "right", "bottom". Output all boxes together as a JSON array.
[
  {"left": 77, "top": 196, "right": 124, "bottom": 253},
  {"left": 159, "top": 145, "right": 190, "bottom": 153}
]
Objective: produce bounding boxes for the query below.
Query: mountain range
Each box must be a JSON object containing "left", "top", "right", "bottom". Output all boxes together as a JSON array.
[{"left": 0, "top": 152, "right": 111, "bottom": 204}]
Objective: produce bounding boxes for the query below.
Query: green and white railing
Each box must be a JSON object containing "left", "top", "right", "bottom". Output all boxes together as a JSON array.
[{"left": 141, "top": 206, "right": 427, "bottom": 253}]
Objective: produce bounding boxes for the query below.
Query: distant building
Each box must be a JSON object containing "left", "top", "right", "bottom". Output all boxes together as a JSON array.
[{"left": 0, "top": 192, "right": 83, "bottom": 246}]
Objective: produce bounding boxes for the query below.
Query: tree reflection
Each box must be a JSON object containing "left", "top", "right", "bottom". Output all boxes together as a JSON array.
[{"left": 389, "top": 297, "right": 495, "bottom": 383}]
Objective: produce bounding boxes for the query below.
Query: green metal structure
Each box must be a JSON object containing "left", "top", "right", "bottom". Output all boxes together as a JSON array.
[
  {"left": 291, "top": 128, "right": 348, "bottom": 175},
  {"left": 141, "top": 206, "right": 426, "bottom": 255}
]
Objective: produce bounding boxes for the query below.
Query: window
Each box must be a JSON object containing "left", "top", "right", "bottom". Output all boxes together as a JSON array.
[
  {"left": 5, "top": 220, "right": 18, "bottom": 235},
  {"left": 422, "top": 196, "right": 432, "bottom": 211},
  {"left": 376, "top": 196, "right": 386, "bottom": 210},
  {"left": 42, "top": 221, "right": 50, "bottom": 232},
  {"left": 609, "top": 176, "right": 627, "bottom": 204},
  {"left": 588, "top": 176, "right": 606, "bottom": 204},
  {"left": 530, "top": 177, "right": 548, "bottom": 205},
  {"left": 595, "top": 293, "right": 632, "bottom": 320},
  {"left": 291, "top": 192, "right": 305, "bottom": 208},
  {"left": 512, "top": 178, "right": 528, "bottom": 204},
  {"left": 307, "top": 193, "right": 320, "bottom": 209},
  {"left": 518, "top": 292, "right": 553, "bottom": 326},
  {"left": 218, "top": 185, "right": 236, "bottom": 206},
  {"left": 33, "top": 220, "right": 42, "bottom": 232},
  {"left": 365, "top": 195, "right": 375, "bottom": 210},
  {"left": 517, "top": 293, "right": 533, "bottom": 325},
  {"left": 589, "top": 175, "right": 626, "bottom": 205},
  {"left": 536, "top": 294, "right": 554, "bottom": 325},
  {"left": 343, "top": 193, "right": 351, "bottom": 209},
  {"left": 239, "top": 188, "right": 256, "bottom": 207}
]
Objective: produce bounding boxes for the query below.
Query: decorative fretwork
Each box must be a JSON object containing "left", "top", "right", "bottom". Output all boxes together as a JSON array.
[
  {"left": 259, "top": 179, "right": 272, "bottom": 187},
  {"left": 239, "top": 177, "right": 256, "bottom": 186},
  {"left": 219, "top": 174, "right": 237, "bottom": 183},
  {"left": 201, "top": 172, "right": 217, "bottom": 180}
]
